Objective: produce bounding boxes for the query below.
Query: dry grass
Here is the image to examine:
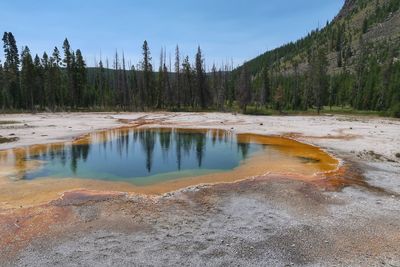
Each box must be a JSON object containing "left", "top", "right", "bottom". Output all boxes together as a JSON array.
[
  {"left": 0, "top": 121, "right": 19, "bottom": 125},
  {"left": 0, "top": 136, "right": 19, "bottom": 144}
]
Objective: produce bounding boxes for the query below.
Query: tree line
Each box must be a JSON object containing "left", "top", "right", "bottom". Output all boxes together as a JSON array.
[
  {"left": 239, "top": 0, "right": 400, "bottom": 117},
  {"left": 1, "top": 28, "right": 399, "bottom": 117},
  {"left": 246, "top": 36, "right": 400, "bottom": 117},
  {"left": 1, "top": 32, "right": 239, "bottom": 112}
]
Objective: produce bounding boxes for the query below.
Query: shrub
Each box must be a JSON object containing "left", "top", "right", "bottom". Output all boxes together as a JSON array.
[{"left": 389, "top": 103, "right": 400, "bottom": 118}]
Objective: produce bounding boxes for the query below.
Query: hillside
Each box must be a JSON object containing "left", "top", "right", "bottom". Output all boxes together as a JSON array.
[
  {"left": 238, "top": 0, "right": 400, "bottom": 116},
  {"left": 243, "top": 0, "right": 400, "bottom": 75},
  {"left": 1, "top": 0, "right": 399, "bottom": 116}
]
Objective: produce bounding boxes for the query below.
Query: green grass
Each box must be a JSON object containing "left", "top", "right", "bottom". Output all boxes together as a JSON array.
[
  {"left": 0, "top": 105, "right": 394, "bottom": 118},
  {"left": 319, "top": 106, "right": 385, "bottom": 116},
  {"left": 242, "top": 106, "right": 274, "bottom": 116},
  {"left": 0, "top": 120, "right": 19, "bottom": 125},
  {"left": 242, "top": 105, "right": 386, "bottom": 117},
  {"left": 0, "top": 136, "right": 19, "bottom": 144}
]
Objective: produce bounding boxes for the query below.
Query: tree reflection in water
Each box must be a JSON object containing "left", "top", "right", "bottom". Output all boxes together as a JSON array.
[{"left": 2, "top": 128, "right": 263, "bottom": 182}]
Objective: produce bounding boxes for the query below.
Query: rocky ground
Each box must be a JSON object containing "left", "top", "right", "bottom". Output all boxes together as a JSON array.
[{"left": 0, "top": 112, "right": 399, "bottom": 266}]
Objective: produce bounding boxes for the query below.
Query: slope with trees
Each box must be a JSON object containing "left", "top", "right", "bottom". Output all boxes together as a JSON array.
[{"left": 0, "top": 0, "right": 399, "bottom": 116}]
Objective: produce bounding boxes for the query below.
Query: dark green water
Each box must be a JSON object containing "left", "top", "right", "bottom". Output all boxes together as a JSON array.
[{"left": 21, "top": 128, "right": 265, "bottom": 185}]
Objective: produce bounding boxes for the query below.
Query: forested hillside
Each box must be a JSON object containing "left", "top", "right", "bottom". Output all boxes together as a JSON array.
[
  {"left": 242, "top": 0, "right": 400, "bottom": 116},
  {"left": 0, "top": 0, "right": 399, "bottom": 116}
]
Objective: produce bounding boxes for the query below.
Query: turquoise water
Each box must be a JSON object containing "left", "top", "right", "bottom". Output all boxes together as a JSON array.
[{"left": 21, "top": 128, "right": 265, "bottom": 185}]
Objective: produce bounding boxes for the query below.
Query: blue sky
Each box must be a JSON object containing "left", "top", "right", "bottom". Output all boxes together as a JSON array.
[{"left": 1, "top": 0, "right": 344, "bottom": 68}]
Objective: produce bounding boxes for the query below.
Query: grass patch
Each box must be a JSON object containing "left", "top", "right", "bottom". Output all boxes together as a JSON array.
[
  {"left": 320, "top": 106, "right": 384, "bottom": 116},
  {"left": 0, "top": 105, "right": 393, "bottom": 117},
  {"left": 0, "top": 120, "right": 19, "bottom": 125},
  {"left": 0, "top": 136, "right": 19, "bottom": 144},
  {"left": 240, "top": 105, "right": 386, "bottom": 117},
  {"left": 243, "top": 106, "right": 274, "bottom": 116}
]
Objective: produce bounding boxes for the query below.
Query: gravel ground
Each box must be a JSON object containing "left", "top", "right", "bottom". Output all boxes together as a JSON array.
[
  {"left": 0, "top": 112, "right": 399, "bottom": 266},
  {"left": 9, "top": 177, "right": 400, "bottom": 266}
]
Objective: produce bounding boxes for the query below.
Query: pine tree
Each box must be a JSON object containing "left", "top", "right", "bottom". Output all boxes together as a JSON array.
[
  {"left": 157, "top": 47, "right": 170, "bottom": 109},
  {"left": 2, "top": 32, "right": 20, "bottom": 108},
  {"left": 236, "top": 65, "right": 252, "bottom": 112},
  {"left": 70, "top": 51, "right": 77, "bottom": 107},
  {"left": 221, "top": 64, "right": 231, "bottom": 109},
  {"left": 121, "top": 52, "right": 129, "bottom": 109},
  {"left": 388, "top": 60, "right": 400, "bottom": 117},
  {"left": 42, "top": 52, "right": 50, "bottom": 108},
  {"left": 216, "top": 67, "right": 226, "bottom": 110},
  {"left": 129, "top": 64, "right": 138, "bottom": 109},
  {"left": 20, "top": 46, "right": 36, "bottom": 110},
  {"left": 274, "top": 85, "right": 284, "bottom": 113},
  {"left": 74, "top": 49, "right": 86, "bottom": 107},
  {"left": 105, "top": 58, "right": 114, "bottom": 106},
  {"left": 309, "top": 45, "right": 328, "bottom": 114},
  {"left": 95, "top": 64, "right": 104, "bottom": 108},
  {"left": 261, "top": 66, "right": 271, "bottom": 107},
  {"left": 51, "top": 47, "right": 63, "bottom": 107},
  {"left": 354, "top": 38, "right": 368, "bottom": 109},
  {"left": 32, "top": 55, "right": 43, "bottom": 109},
  {"left": 141, "top": 40, "right": 153, "bottom": 108},
  {"left": 62, "top": 38, "right": 74, "bottom": 107},
  {"left": 174, "top": 45, "right": 181, "bottom": 108},
  {"left": 211, "top": 64, "right": 218, "bottom": 106},
  {"left": 0, "top": 61, "right": 3, "bottom": 109},
  {"left": 113, "top": 50, "right": 121, "bottom": 107},
  {"left": 182, "top": 56, "right": 193, "bottom": 107},
  {"left": 163, "top": 57, "right": 171, "bottom": 109},
  {"left": 195, "top": 46, "right": 208, "bottom": 108},
  {"left": 157, "top": 48, "right": 165, "bottom": 108},
  {"left": 291, "top": 61, "right": 302, "bottom": 109}
]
